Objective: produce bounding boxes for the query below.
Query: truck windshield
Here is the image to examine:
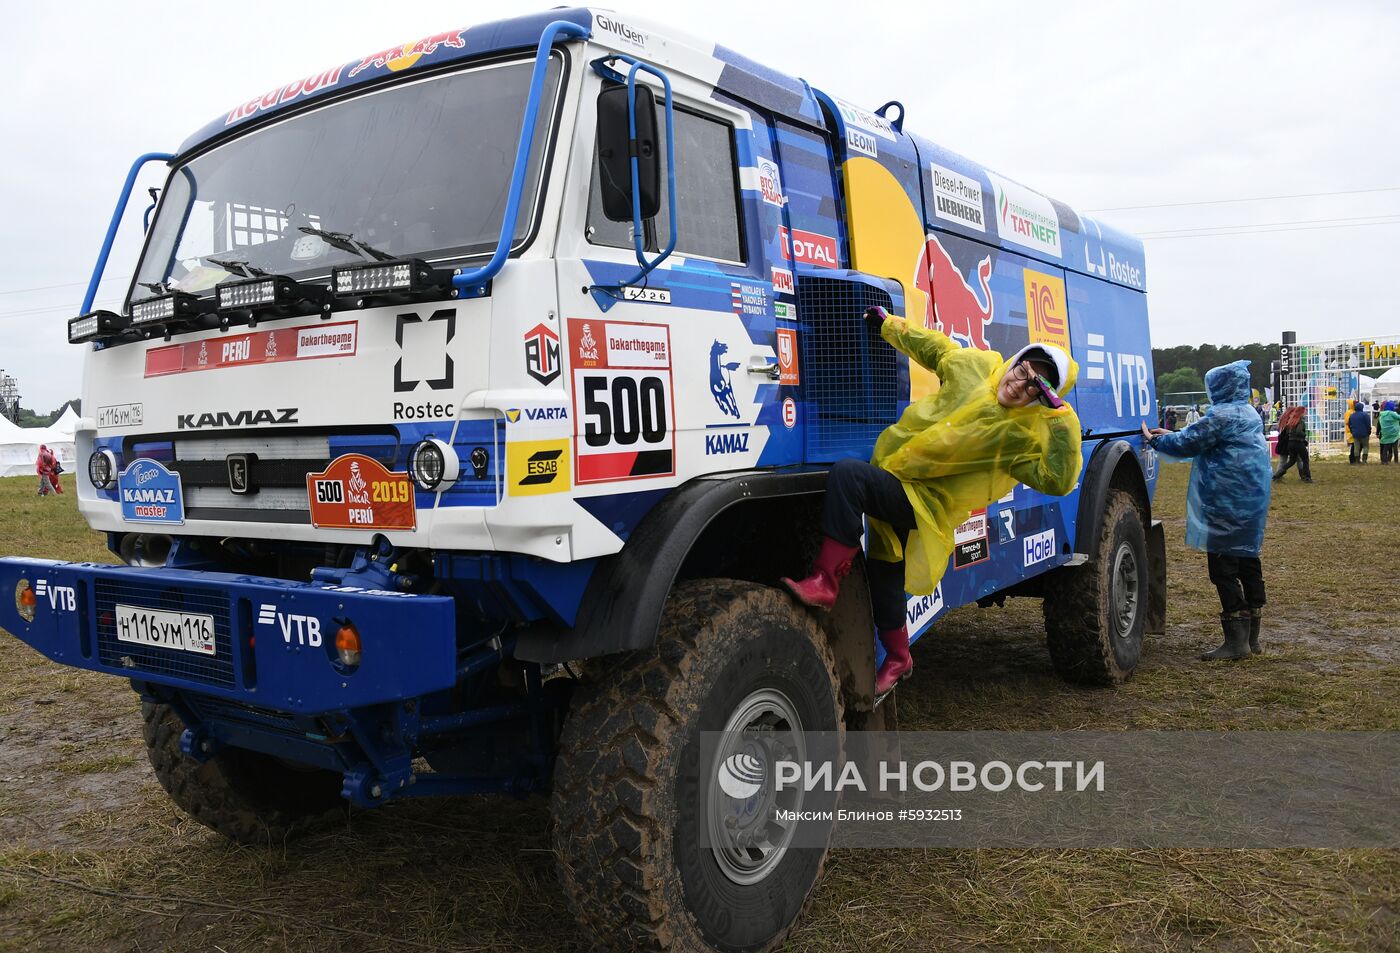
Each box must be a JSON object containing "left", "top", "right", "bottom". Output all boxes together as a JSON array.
[{"left": 132, "top": 54, "right": 564, "bottom": 300}]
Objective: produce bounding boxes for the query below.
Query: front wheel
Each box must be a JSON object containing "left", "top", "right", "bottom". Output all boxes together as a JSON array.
[
  {"left": 551, "top": 579, "right": 844, "bottom": 953},
  {"left": 1042, "top": 490, "right": 1148, "bottom": 685}
]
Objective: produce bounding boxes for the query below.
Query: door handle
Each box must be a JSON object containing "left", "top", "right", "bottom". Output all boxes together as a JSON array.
[{"left": 747, "top": 357, "right": 780, "bottom": 381}]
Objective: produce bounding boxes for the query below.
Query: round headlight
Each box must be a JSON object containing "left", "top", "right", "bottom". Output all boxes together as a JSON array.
[
  {"left": 88, "top": 449, "right": 118, "bottom": 489},
  {"left": 408, "top": 439, "right": 459, "bottom": 491}
]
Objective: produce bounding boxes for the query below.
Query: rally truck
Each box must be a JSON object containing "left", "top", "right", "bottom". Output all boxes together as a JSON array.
[{"left": 2, "top": 9, "right": 1164, "bottom": 951}]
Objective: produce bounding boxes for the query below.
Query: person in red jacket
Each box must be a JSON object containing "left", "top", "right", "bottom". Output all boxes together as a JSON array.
[{"left": 36, "top": 444, "right": 63, "bottom": 496}]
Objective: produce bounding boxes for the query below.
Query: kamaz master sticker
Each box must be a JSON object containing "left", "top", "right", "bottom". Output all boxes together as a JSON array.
[
  {"left": 568, "top": 319, "right": 675, "bottom": 484},
  {"left": 306, "top": 454, "right": 416, "bottom": 531},
  {"left": 118, "top": 459, "right": 185, "bottom": 525}
]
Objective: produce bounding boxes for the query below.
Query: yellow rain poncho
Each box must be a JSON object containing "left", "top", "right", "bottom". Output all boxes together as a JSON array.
[{"left": 868, "top": 318, "right": 1084, "bottom": 595}]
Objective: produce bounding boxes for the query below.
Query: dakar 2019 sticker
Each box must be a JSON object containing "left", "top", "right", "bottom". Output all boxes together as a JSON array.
[
  {"left": 953, "top": 509, "right": 989, "bottom": 569},
  {"left": 567, "top": 318, "right": 675, "bottom": 484},
  {"left": 306, "top": 454, "right": 416, "bottom": 531}
]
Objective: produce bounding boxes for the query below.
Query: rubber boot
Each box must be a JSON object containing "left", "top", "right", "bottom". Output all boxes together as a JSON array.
[
  {"left": 781, "top": 538, "right": 859, "bottom": 611},
  {"left": 1248, "top": 610, "right": 1263, "bottom": 655},
  {"left": 874, "top": 625, "right": 913, "bottom": 695},
  {"left": 1200, "top": 613, "right": 1252, "bottom": 661}
]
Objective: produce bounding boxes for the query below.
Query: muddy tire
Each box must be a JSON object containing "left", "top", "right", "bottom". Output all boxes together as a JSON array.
[
  {"left": 141, "top": 702, "right": 344, "bottom": 844},
  {"left": 552, "top": 579, "right": 843, "bottom": 953},
  {"left": 1042, "top": 490, "right": 1147, "bottom": 685}
]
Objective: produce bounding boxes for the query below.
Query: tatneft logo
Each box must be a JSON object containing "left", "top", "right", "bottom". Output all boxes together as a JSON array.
[
  {"left": 258, "top": 603, "right": 322, "bottom": 646},
  {"left": 1023, "top": 529, "right": 1056, "bottom": 567},
  {"left": 717, "top": 752, "right": 766, "bottom": 799}
]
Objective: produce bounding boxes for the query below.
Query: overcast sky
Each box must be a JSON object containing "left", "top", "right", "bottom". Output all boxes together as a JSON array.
[{"left": 1, "top": 0, "right": 1396, "bottom": 411}]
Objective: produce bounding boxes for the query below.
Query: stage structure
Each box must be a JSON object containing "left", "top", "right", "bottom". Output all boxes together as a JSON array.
[
  {"left": 1278, "top": 332, "right": 1400, "bottom": 454},
  {"left": 0, "top": 372, "right": 19, "bottom": 424}
]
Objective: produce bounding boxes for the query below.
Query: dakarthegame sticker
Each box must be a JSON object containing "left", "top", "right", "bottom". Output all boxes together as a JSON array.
[
  {"left": 349, "top": 30, "right": 467, "bottom": 78},
  {"left": 306, "top": 454, "right": 416, "bottom": 531},
  {"left": 145, "top": 323, "right": 357, "bottom": 378},
  {"left": 118, "top": 459, "right": 184, "bottom": 525}
]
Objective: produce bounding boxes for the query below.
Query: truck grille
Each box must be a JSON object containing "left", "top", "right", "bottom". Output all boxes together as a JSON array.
[{"left": 94, "top": 579, "right": 236, "bottom": 688}]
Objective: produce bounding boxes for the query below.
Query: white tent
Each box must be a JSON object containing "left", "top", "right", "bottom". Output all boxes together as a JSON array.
[{"left": 0, "top": 410, "right": 79, "bottom": 479}]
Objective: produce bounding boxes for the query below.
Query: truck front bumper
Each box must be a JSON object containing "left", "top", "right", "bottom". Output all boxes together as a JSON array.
[{"left": 0, "top": 557, "right": 457, "bottom": 716}]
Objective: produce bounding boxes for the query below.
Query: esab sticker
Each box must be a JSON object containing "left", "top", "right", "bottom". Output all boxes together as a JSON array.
[
  {"left": 568, "top": 318, "right": 675, "bottom": 484},
  {"left": 306, "top": 454, "right": 416, "bottom": 531},
  {"left": 507, "top": 439, "right": 571, "bottom": 496}
]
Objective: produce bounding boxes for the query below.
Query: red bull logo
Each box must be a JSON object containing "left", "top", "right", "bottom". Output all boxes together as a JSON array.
[
  {"left": 226, "top": 65, "right": 346, "bottom": 125},
  {"left": 915, "top": 235, "right": 993, "bottom": 351},
  {"left": 349, "top": 30, "right": 468, "bottom": 78}
]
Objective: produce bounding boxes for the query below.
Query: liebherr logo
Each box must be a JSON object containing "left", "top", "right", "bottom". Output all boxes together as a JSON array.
[
  {"left": 258, "top": 603, "right": 322, "bottom": 646},
  {"left": 177, "top": 408, "right": 298, "bottom": 429}
]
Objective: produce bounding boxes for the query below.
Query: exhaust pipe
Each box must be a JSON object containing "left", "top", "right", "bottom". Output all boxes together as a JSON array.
[{"left": 118, "top": 533, "right": 173, "bottom": 568}]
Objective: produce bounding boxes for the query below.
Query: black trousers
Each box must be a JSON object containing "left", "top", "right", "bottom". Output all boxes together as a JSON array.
[
  {"left": 1381, "top": 441, "right": 1397, "bottom": 464},
  {"left": 1206, "top": 552, "right": 1266, "bottom": 615},
  {"left": 1274, "top": 450, "right": 1311, "bottom": 481},
  {"left": 823, "top": 458, "right": 916, "bottom": 631}
]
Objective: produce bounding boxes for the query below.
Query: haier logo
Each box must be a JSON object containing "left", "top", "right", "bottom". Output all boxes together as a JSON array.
[
  {"left": 258, "top": 603, "right": 322, "bottom": 647},
  {"left": 1023, "top": 529, "right": 1056, "bottom": 567},
  {"left": 705, "top": 432, "right": 750, "bottom": 455},
  {"left": 1085, "top": 333, "right": 1152, "bottom": 418},
  {"left": 35, "top": 579, "right": 76, "bottom": 612}
]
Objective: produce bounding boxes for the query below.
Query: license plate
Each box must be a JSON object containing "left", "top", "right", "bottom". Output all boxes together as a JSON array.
[{"left": 114, "top": 604, "right": 217, "bottom": 656}]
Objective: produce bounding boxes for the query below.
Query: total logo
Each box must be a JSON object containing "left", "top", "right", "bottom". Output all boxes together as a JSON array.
[
  {"left": 1084, "top": 333, "right": 1152, "bottom": 417},
  {"left": 257, "top": 604, "right": 322, "bottom": 647},
  {"left": 1023, "top": 529, "right": 1056, "bottom": 567},
  {"left": 34, "top": 579, "right": 76, "bottom": 612}
]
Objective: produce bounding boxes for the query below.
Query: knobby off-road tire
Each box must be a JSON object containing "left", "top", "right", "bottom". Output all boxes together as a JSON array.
[
  {"left": 142, "top": 702, "right": 344, "bottom": 845},
  {"left": 552, "top": 579, "right": 844, "bottom": 953},
  {"left": 1042, "top": 489, "right": 1148, "bottom": 685}
]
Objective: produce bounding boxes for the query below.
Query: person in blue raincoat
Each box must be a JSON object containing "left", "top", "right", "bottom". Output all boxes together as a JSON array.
[{"left": 1142, "top": 361, "right": 1272, "bottom": 659}]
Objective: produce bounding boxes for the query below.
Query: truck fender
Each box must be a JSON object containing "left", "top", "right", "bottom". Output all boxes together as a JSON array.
[{"left": 1073, "top": 439, "right": 1149, "bottom": 555}]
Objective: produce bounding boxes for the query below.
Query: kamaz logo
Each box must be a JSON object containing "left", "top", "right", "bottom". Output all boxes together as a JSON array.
[
  {"left": 257, "top": 603, "right": 322, "bottom": 646},
  {"left": 704, "top": 432, "right": 750, "bottom": 455},
  {"left": 35, "top": 579, "right": 76, "bottom": 612},
  {"left": 177, "top": 408, "right": 298, "bottom": 429}
]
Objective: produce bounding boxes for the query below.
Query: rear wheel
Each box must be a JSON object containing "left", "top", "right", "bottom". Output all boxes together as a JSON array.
[
  {"left": 142, "top": 702, "right": 345, "bottom": 844},
  {"left": 552, "top": 579, "right": 843, "bottom": 953},
  {"left": 1043, "top": 490, "right": 1148, "bottom": 685}
]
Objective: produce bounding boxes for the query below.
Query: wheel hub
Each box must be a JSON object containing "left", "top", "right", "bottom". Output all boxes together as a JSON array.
[
  {"left": 1110, "top": 541, "right": 1140, "bottom": 639},
  {"left": 707, "top": 688, "right": 805, "bottom": 886}
]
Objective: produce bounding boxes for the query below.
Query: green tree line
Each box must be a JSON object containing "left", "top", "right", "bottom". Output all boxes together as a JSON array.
[
  {"left": 8, "top": 399, "right": 80, "bottom": 428},
  {"left": 1152, "top": 344, "right": 1281, "bottom": 401}
]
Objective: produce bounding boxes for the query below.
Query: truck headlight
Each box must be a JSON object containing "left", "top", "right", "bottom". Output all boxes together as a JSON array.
[
  {"left": 69, "top": 310, "right": 128, "bottom": 343},
  {"left": 130, "top": 291, "right": 204, "bottom": 330},
  {"left": 331, "top": 259, "right": 453, "bottom": 302},
  {"left": 88, "top": 449, "right": 118, "bottom": 489},
  {"left": 408, "top": 439, "right": 459, "bottom": 491}
]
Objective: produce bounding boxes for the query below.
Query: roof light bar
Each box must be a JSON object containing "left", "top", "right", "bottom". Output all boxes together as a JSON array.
[
  {"left": 68, "top": 310, "right": 129, "bottom": 344},
  {"left": 130, "top": 291, "right": 203, "bottom": 329},
  {"left": 331, "top": 259, "right": 453, "bottom": 303}
]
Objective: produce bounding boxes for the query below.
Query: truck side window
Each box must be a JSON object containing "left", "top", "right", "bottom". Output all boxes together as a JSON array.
[{"left": 587, "top": 99, "right": 744, "bottom": 264}]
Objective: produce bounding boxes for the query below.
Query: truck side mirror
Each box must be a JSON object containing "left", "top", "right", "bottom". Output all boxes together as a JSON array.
[{"left": 596, "top": 84, "right": 661, "bottom": 223}]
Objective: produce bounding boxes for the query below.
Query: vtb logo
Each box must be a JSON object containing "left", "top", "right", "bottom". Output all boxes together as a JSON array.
[
  {"left": 258, "top": 603, "right": 322, "bottom": 646},
  {"left": 1022, "top": 269, "right": 1069, "bottom": 354}
]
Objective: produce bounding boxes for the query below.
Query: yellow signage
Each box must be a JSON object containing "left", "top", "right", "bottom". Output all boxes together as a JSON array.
[
  {"left": 506, "top": 439, "right": 570, "bottom": 496},
  {"left": 1023, "top": 268, "right": 1070, "bottom": 354},
  {"left": 1325, "top": 386, "right": 1338, "bottom": 399}
]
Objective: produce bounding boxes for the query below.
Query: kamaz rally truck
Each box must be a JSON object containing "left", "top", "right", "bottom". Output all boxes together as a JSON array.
[{"left": 1, "top": 9, "right": 1164, "bottom": 952}]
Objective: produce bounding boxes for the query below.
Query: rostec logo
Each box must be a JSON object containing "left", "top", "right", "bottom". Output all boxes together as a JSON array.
[
  {"left": 1023, "top": 529, "right": 1056, "bottom": 567},
  {"left": 1085, "top": 333, "right": 1152, "bottom": 417},
  {"left": 1023, "top": 269, "right": 1070, "bottom": 354},
  {"left": 35, "top": 579, "right": 76, "bottom": 612},
  {"left": 525, "top": 323, "right": 562, "bottom": 385},
  {"left": 258, "top": 603, "right": 322, "bottom": 647},
  {"left": 757, "top": 158, "right": 785, "bottom": 207},
  {"left": 704, "top": 432, "right": 750, "bottom": 455},
  {"left": 394, "top": 309, "right": 456, "bottom": 393}
]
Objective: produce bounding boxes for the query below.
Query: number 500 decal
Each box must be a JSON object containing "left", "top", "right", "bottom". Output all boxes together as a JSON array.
[{"left": 576, "top": 371, "right": 674, "bottom": 482}]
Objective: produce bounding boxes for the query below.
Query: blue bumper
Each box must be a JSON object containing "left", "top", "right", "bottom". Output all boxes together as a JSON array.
[{"left": 0, "top": 558, "right": 457, "bottom": 716}]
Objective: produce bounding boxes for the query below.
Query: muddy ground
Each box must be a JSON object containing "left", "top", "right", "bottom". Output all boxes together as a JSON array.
[{"left": 0, "top": 460, "right": 1395, "bottom": 952}]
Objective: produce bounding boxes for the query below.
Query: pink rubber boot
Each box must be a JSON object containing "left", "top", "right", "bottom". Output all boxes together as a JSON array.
[
  {"left": 875, "top": 625, "right": 912, "bottom": 695},
  {"left": 781, "top": 538, "right": 859, "bottom": 611}
]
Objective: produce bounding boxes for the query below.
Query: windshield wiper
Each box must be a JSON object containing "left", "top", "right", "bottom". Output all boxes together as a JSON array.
[
  {"left": 207, "top": 257, "right": 269, "bottom": 279},
  {"left": 137, "top": 280, "right": 173, "bottom": 296},
  {"left": 297, "top": 226, "right": 395, "bottom": 263}
]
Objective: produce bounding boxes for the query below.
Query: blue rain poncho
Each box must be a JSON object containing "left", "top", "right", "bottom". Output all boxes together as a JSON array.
[{"left": 1150, "top": 360, "right": 1271, "bottom": 557}]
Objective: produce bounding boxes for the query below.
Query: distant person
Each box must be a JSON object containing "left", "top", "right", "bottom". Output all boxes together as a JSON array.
[
  {"left": 1379, "top": 400, "right": 1399, "bottom": 465},
  {"left": 1348, "top": 402, "right": 1372, "bottom": 464},
  {"left": 1272, "top": 406, "right": 1313, "bottom": 483},
  {"left": 35, "top": 444, "right": 63, "bottom": 496},
  {"left": 1185, "top": 405, "right": 1202, "bottom": 426},
  {"left": 1165, "top": 407, "right": 1178, "bottom": 431},
  {"left": 1143, "top": 361, "right": 1271, "bottom": 659},
  {"left": 1347, "top": 400, "right": 1360, "bottom": 464}
]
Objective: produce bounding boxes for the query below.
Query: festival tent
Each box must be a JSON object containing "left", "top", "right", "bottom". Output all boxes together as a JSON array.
[{"left": 0, "top": 410, "right": 79, "bottom": 478}]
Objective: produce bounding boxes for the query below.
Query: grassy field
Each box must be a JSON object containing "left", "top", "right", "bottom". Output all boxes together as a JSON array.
[{"left": 0, "top": 463, "right": 1396, "bottom": 952}]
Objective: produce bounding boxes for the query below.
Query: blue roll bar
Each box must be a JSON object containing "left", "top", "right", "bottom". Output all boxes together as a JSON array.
[{"left": 82, "top": 152, "right": 174, "bottom": 314}]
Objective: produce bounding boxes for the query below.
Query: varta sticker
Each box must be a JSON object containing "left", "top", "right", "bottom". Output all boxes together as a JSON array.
[
  {"left": 507, "top": 439, "right": 571, "bottom": 495},
  {"left": 505, "top": 406, "right": 569, "bottom": 424},
  {"left": 906, "top": 584, "right": 945, "bottom": 633}
]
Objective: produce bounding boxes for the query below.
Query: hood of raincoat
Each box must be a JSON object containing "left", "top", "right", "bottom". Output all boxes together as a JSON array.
[
  {"left": 1007, "top": 342, "right": 1074, "bottom": 395},
  {"left": 866, "top": 317, "right": 1084, "bottom": 595},
  {"left": 1151, "top": 360, "right": 1271, "bottom": 557}
]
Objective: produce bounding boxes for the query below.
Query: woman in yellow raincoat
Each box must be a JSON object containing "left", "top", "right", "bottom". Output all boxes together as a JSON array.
[{"left": 783, "top": 307, "right": 1083, "bottom": 694}]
